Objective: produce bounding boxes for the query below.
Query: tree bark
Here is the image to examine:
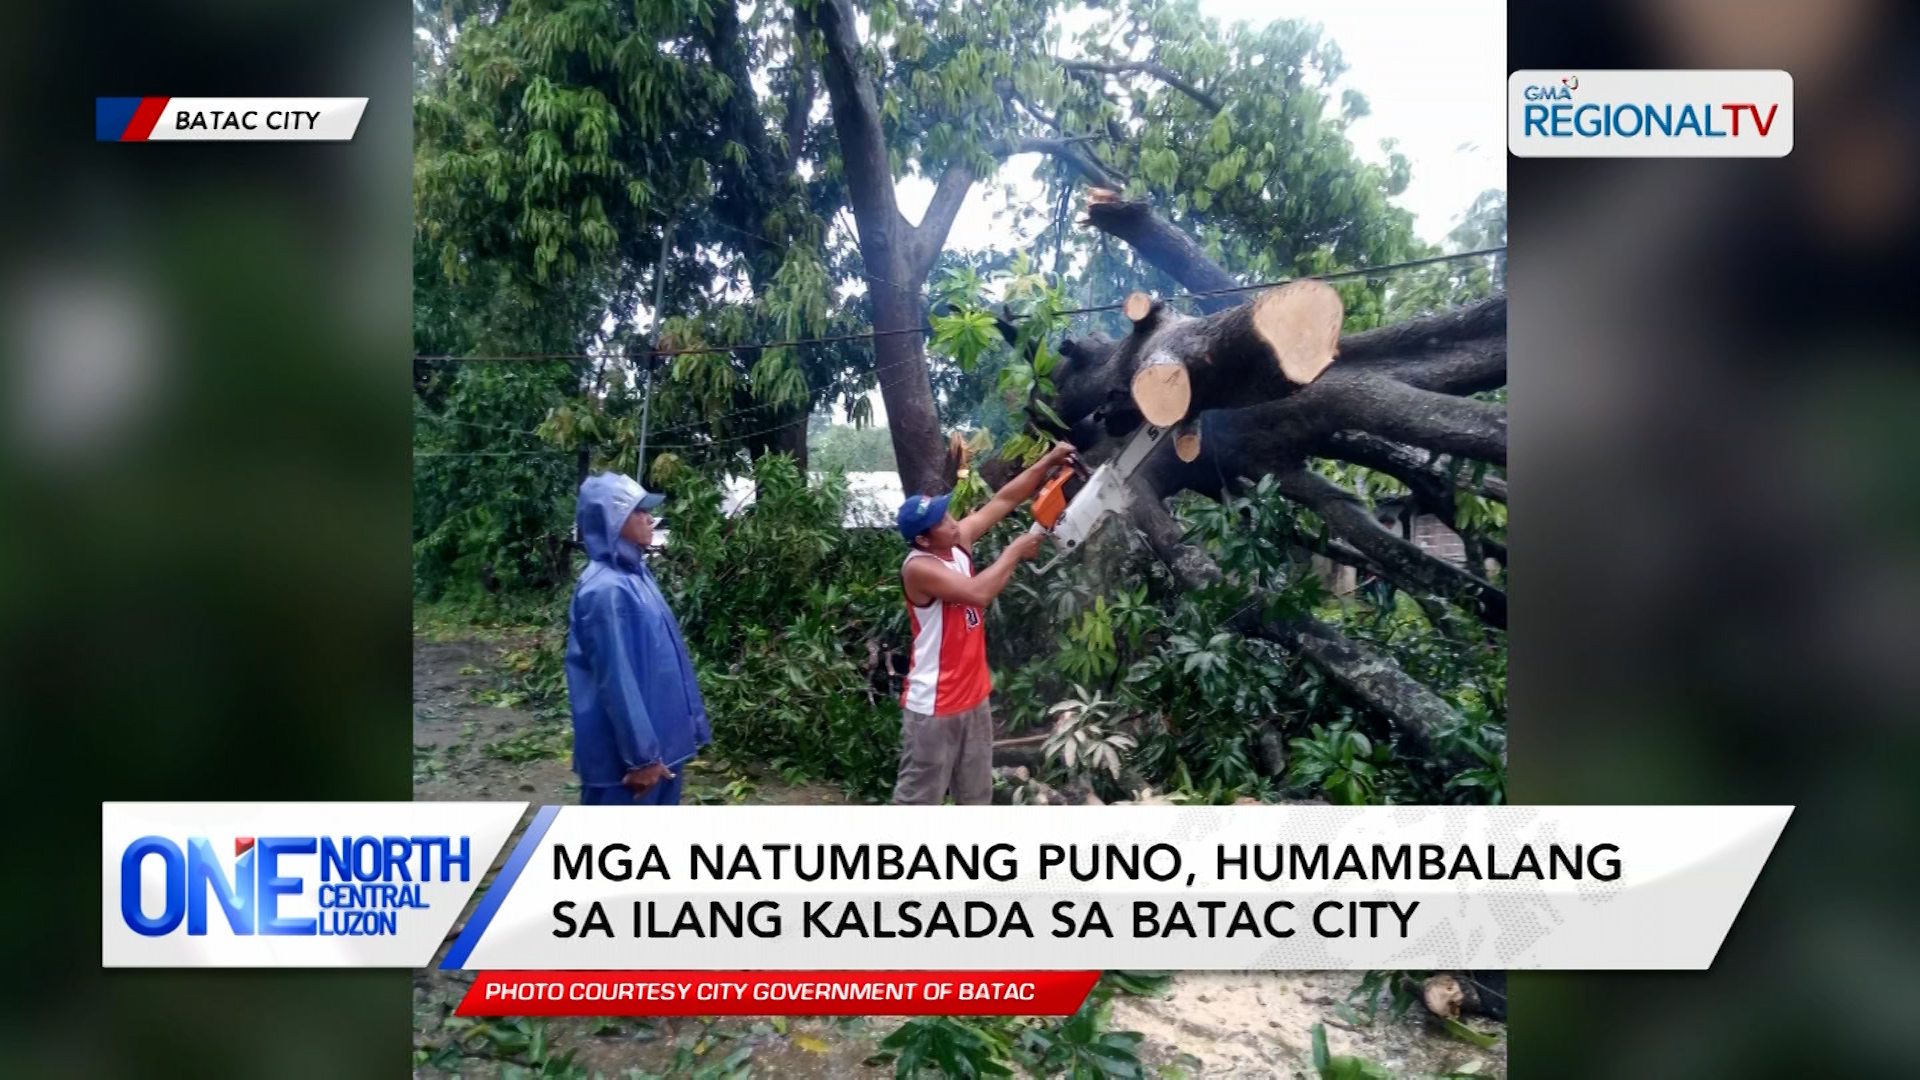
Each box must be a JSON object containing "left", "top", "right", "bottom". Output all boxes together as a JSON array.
[
  {"left": 705, "top": 2, "right": 794, "bottom": 273},
  {"left": 1123, "top": 479, "right": 1471, "bottom": 761},
  {"left": 1011, "top": 137, "right": 1127, "bottom": 190},
  {"left": 813, "top": 0, "right": 971, "bottom": 496},
  {"left": 1108, "top": 280, "right": 1344, "bottom": 426},
  {"left": 1319, "top": 432, "right": 1502, "bottom": 504},
  {"left": 1270, "top": 465, "right": 1506, "bottom": 629},
  {"left": 1025, "top": 192, "right": 1509, "bottom": 635},
  {"left": 1083, "top": 191, "right": 1241, "bottom": 313},
  {"left": 782, "top": 7, "right": 815, "bottom": 172},
  {"left": 1058, "top": 59, "right": 1223, "bottom": 114},
  {"left": 747, "top": 407, "right": 811, "bottom": 473}
]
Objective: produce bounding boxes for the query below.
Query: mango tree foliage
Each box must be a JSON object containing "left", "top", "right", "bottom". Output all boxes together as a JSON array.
[
  {"left": 985, "top": 0, "right": 1432, "bottom": 331},
  {"left": 413, "top": 0, "right": 1496, "bottom": 592},
  {"left": 413, "top": 0, "right": 867, "bottom": 474},
  {"left": 1384, "top": 188, "right": 1507, "bottom": 322}
]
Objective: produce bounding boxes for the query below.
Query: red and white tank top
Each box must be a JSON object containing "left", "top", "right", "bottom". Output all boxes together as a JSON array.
[{"left": 901, "top": 547, "right": 992, "bottom": 715}]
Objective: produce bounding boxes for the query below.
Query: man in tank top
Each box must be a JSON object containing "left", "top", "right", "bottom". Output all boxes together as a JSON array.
[{"left": 893, "top": 441, "right": 1077, "bottom": 804}]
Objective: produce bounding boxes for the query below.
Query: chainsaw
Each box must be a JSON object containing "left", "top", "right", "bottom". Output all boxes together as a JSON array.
[{"left": 1025, "top": 423, "right": 1171, "bottom": 574}]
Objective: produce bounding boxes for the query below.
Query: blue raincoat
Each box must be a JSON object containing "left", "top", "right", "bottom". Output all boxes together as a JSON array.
[{"left": 566, "top": 473, "right": 711, "bottom": 805}]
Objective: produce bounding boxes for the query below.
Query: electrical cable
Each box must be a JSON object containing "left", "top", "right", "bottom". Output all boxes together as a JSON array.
[
  {"left": 411, "top": 246, "right": 1504, "bottom": 362},
  {"left": 414, "top": 253, "right": 1505, "bottom": 461}
]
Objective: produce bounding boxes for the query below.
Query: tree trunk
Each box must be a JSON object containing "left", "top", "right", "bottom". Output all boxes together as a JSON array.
[
  {"left": 813, "top": 0, "right": 974, "bottom": 497},
  {"left": 975, "top": 148, "right": 1506, "bottom": 758},
  {"left": 1053, "top": 296, "right": 1506, "bottom": 452},
  {"left": 1083, "top": 190, "right": 1241, "bottom": 314},
  {"left": 873, "top": 280, "right": 948, "bottom": 495},
  {"left": 1046, "top": 192, "right": 1507, "bottom": 636},
  {"left": 745, "top": 406, "right": 811, "bottom": 475}
]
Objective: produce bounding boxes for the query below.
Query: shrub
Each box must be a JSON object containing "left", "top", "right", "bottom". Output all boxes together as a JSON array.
[{"left": 651, "top": 455, "right": 910, "bottom": 801}]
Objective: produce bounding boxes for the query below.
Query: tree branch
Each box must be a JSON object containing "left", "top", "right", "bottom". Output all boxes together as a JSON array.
[
  {"left": 909, "top": 159, "right": 976, "bottom": 277},
  {"left": 1308, "top": 376, "right": 1506, "bottom": 465},
  {"left": 1060, "top": 58, "right": 1222, "bottom": 114},
  {"left": 782, "top": 6, "right": 817, "bottom": 174},
  {"left": 1082, "top": 191, "right": 1241, "bottom": 313},
  {"left": 1314, "top": 433, "right": 1507, "bottom": 581},
  {"left": 1077, "top": 191, "right": 1508, "bottom": 399},
  {"left": 1339, "top": 297, "right": 1508, "bottom": 362},
  {"left": 1007, "top": 85, "right": 1062, "bottom": 133},
  {"left": 1123, "top": 478, "right": 1472, "bottom": 759},
  {"left": 1335, "top": 298, "right": 1507, "bottom": 395},
  {"left": 1011, "top": 138, "right": 1129, "bottom": 191},
  {"left": 703, "top": 0, "right": 791, "bottom": 265},
  {"left": 1270, "top": 465, "right": 1506, "bottom": 629},
  {"left": 1316, "top": 432, "right": 1461, "bottom": 513},
  {"left": 814, "top": 0, "right": 908, "bottom": 239}
]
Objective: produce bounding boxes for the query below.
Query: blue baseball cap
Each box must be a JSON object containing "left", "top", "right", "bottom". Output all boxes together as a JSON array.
[{"left": 896, "top": 493, "right": 952, "bottom": 542}]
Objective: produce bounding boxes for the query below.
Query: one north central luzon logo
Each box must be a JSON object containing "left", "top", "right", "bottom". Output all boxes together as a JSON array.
[
  {"left": 1521, "top": 75, "right": 1780, "bottom": 140},
  {"left": 118, "top": 834, "right": 470, "bottom": 938}
]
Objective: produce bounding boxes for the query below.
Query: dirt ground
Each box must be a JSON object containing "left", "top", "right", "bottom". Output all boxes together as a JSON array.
[{"left": 411, "top": 633, "right": 1506, "bottom": 1079}]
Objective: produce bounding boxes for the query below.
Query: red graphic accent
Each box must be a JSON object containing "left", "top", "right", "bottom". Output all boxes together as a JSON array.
[
  {"left": 124, "top": 96, "right": 171, "bottom": 141},
  {"left": 456, "top": 971, "right": 1101, "bottom": 1018},
  {"left": 234, "top": 837, "right": 255, "bottom": 857}
]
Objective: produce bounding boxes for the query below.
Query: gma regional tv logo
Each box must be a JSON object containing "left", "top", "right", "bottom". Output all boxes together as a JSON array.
[
  {"left": 1508, "top": 70, "right": 1792, "bottom": 157},
  {"left": 103, "top": 803, "right": 521, "bottom": 967},
  {"left": 118, "top": 833, "right": 470, "bottom": 937}
]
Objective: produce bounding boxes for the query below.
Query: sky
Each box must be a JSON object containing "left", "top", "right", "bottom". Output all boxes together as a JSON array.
[
  {"left": 911, "top": 0, "right": 1505, "bottom": 249},
  {"left": 855, "top": 0, "right": 1506, "bottom": 425}
]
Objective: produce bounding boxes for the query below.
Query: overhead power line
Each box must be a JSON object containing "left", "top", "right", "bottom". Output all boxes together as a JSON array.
[
  {"left": 411, "top": 246, "right": 1505, "bottom": 363},
  {"left": 415, "top": 342, "right": 945, "bottom": 458},
  {"left": 415, "top": 408, "right": 818, "bottom": 459},
  {"left": 414, "top": 251, "right": 1506, "bottom": 465}
]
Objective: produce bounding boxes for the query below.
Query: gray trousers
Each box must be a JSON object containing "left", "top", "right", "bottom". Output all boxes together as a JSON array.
[{"left": 891, "top": 699, "right": 994, "bottom": 805}]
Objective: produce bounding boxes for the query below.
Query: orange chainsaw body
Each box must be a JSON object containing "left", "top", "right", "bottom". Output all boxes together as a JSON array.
[{"left": 1032, "top": 469, "right": 1074, "bottom": 530}]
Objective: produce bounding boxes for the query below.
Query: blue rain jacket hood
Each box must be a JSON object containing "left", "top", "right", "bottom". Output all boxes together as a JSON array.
[{"left": 565, "top": 473, "right": 710, "bottom": 789}]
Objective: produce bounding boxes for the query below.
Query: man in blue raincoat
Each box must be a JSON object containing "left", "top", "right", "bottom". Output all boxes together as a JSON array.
[{"left": 565, "top": 472, "right": 711, "bottom": 805}]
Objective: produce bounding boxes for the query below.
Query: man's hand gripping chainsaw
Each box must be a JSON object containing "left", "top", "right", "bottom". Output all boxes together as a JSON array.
[{"left": 1025, "top": 424, "right": 1171, "bottom": 574}]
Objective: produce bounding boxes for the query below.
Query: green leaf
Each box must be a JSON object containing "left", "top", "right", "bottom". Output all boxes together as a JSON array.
[{"left": 1442, "top": 1017, "right": 1500, "bottom": 1049}]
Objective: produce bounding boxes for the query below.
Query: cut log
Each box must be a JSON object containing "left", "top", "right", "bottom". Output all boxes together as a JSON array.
[
  {"left": 1131, "top": 350, "right": 1192, "bottom": 426},
  {"left": 1422, "top": 975, "right": 1465, "bottom": 1020},
  {"left": 1251, "top": 280, "right": 1343, "bottom": 384},
  {"left": 1096, "top": 279, "right": 1347, "bottom": 427},
  {"left": 1174, "top": 418, "right": 1202, "bottom": 463}
]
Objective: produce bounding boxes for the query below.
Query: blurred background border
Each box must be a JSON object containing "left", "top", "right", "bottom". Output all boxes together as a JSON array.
[
  {"left": 0, "top": 0, "right": 413, "bottom": 1076},
  {"left": 4, "top": 0, "right": 1917, "bottom": 1075},
  {"left": 1509, "top": 1, "right": 1920, "bottom": 1076}
]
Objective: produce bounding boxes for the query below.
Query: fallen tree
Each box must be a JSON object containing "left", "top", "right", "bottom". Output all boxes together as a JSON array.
[
  {"left": 1040, "top": 274, "right": 1507, "bottom": 632},
  {"left": 1122, "top": 482, "right": 1478, "bottom": 766},
  {"left": 976, "top": 190, "right": 1506, "bottom": 743}
]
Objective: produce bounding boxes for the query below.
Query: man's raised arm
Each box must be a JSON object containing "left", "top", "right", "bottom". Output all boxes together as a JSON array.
[
  {"left": 905, "top": 530, "right": 1046, "bottom": 609},
  {"left": 956, "top": 442, "right": 1077, "bottom": 547}
]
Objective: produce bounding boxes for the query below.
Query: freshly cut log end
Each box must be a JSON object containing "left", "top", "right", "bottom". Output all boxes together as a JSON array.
[
  {"left": 1087, "top": 186, "right": 1122, "bottom": 206},
  {"left": 1131, "top": 352, "right": 1191, "bottom": 427},
  {"left": 1422, "top": 974, "right": 1464, "bottom": 1020},
  {"left": 1123, "top": 291, "right": 1157, "bottom": 323},
  {"left": 1253, "top": 279, "right": 1345, "bottom": 385},
  {"left": 1174, "top": 420, "right": 1202, "bottom": 462}
]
